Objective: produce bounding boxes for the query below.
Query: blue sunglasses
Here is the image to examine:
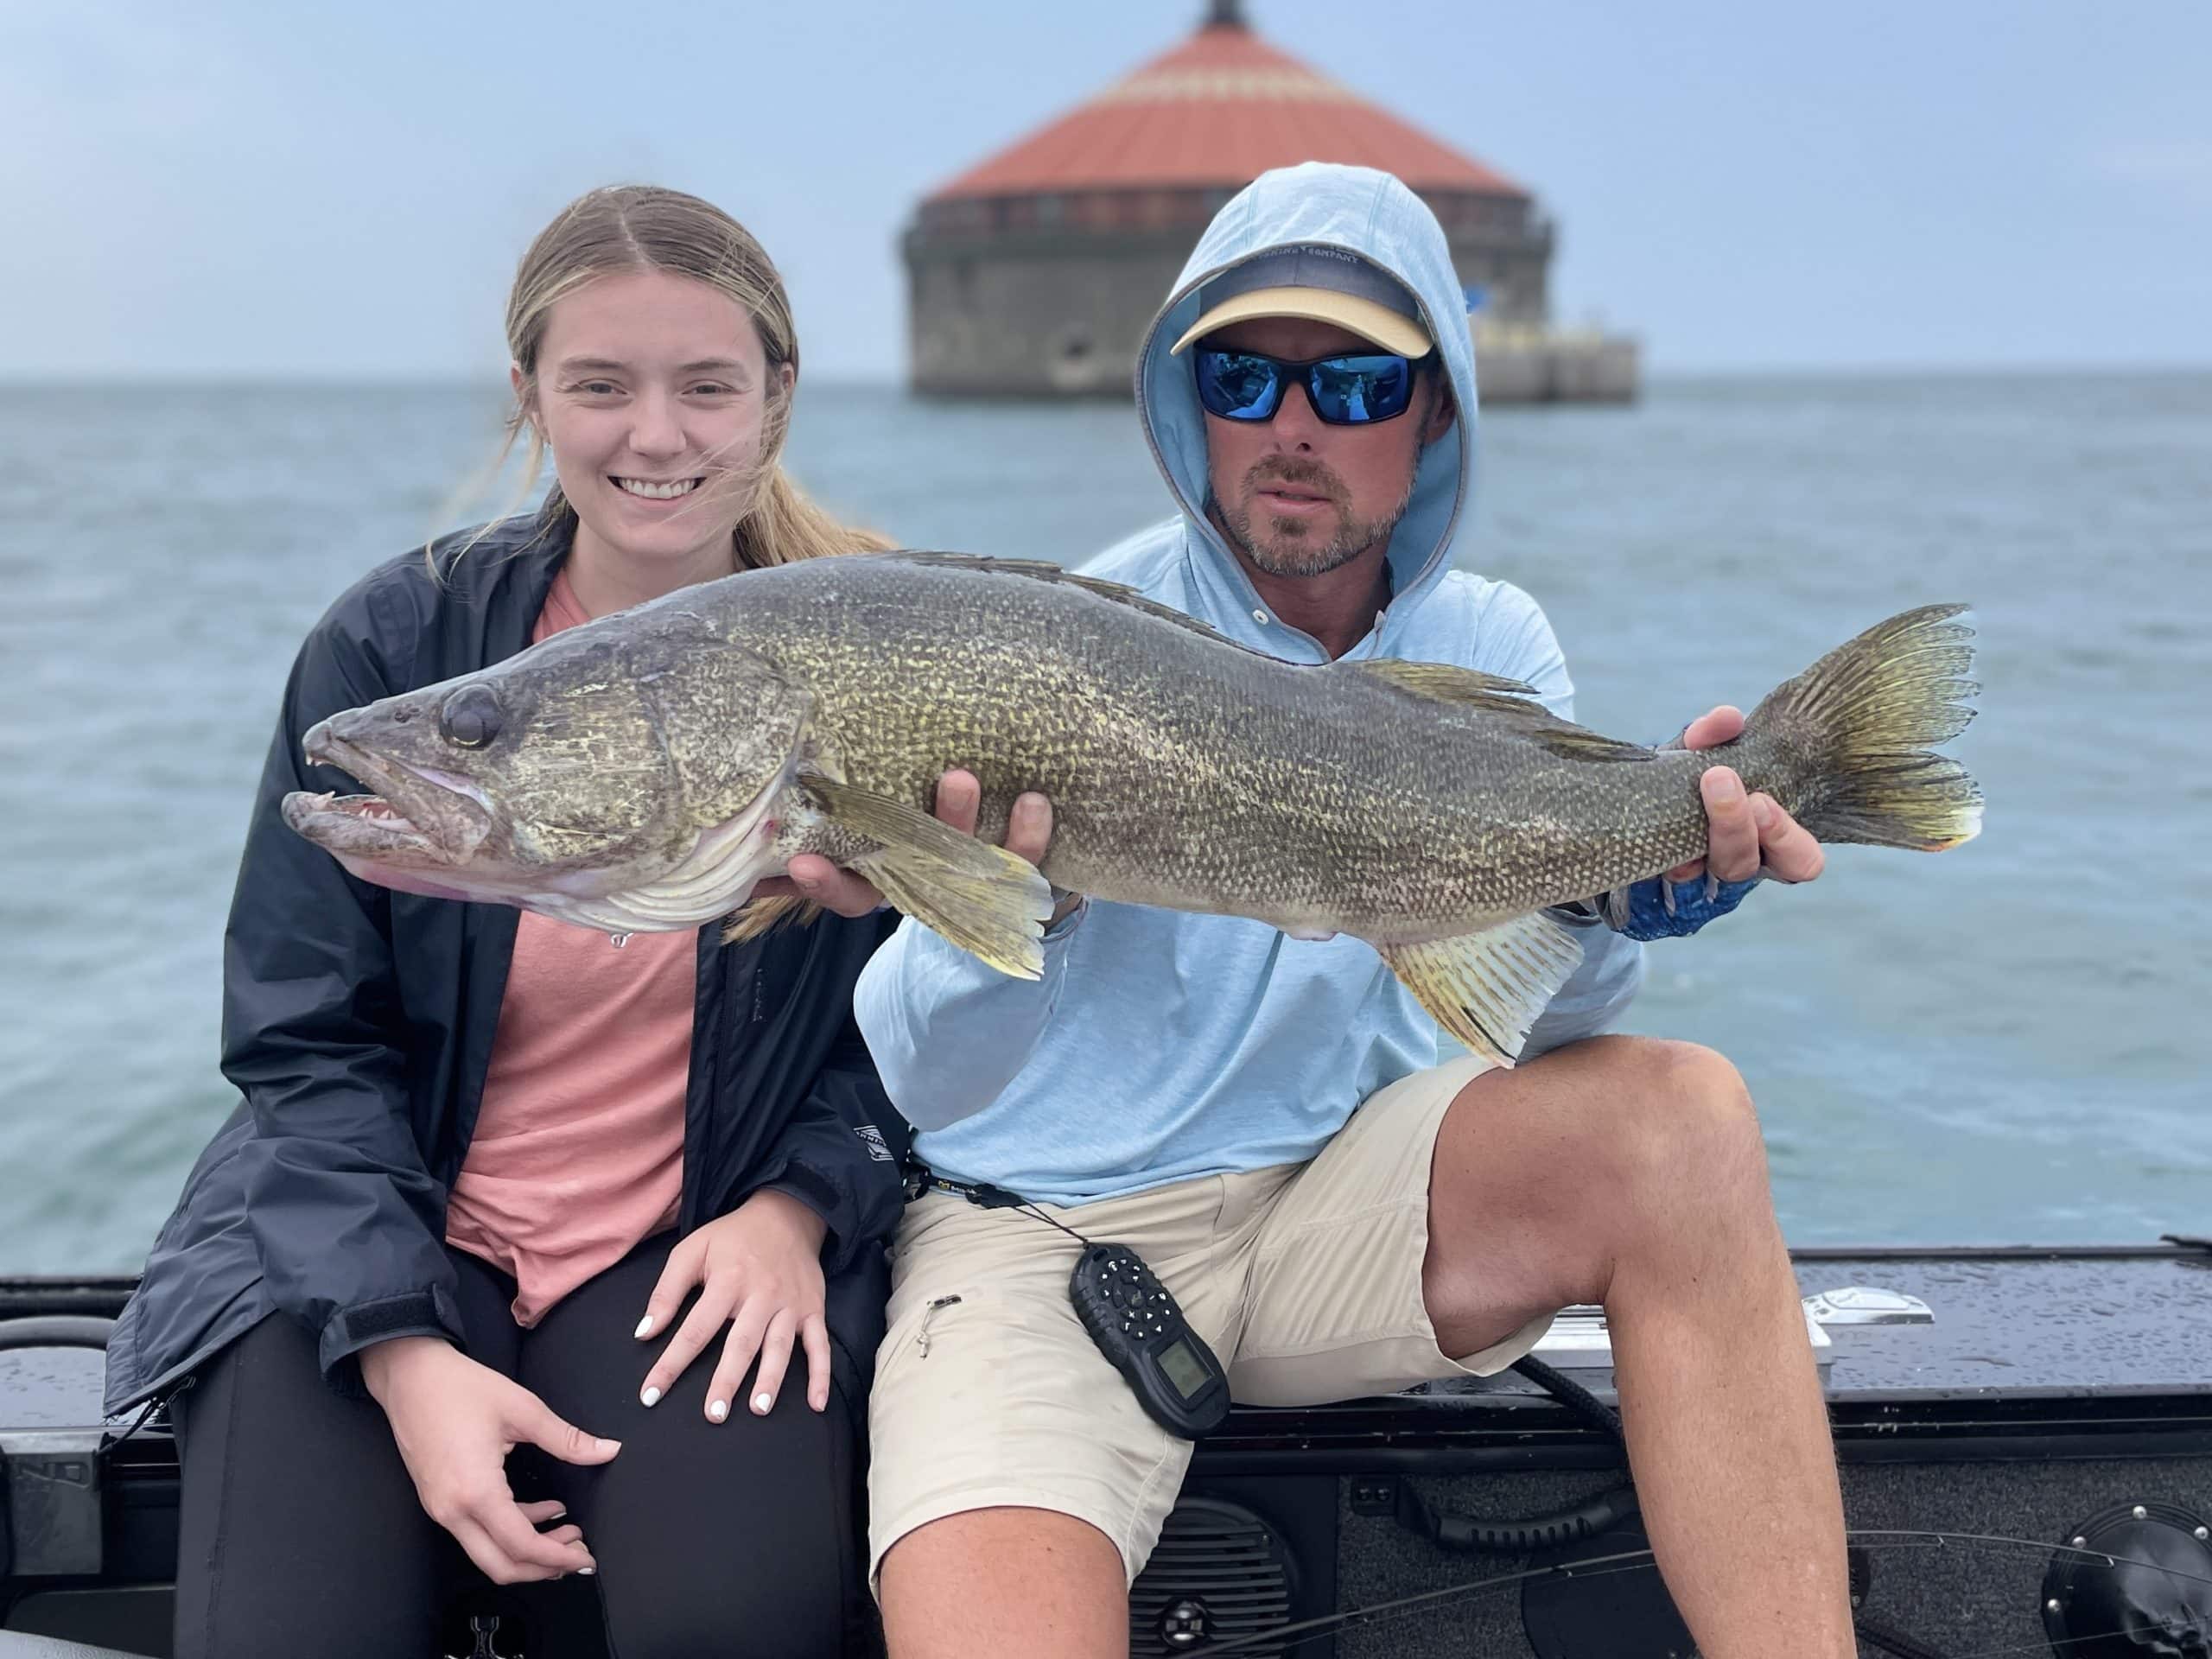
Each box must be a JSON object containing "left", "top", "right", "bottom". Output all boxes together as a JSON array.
[{"left": 1192, "top": 347, "right": 1421, "bottom": 426}]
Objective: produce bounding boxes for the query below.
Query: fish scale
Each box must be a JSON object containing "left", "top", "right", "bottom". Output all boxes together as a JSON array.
[{"left": 734, "top": 559, "right": 1777, "bottom": 928}]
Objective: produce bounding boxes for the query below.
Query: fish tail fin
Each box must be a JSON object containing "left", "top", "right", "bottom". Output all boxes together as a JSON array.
[{"left": 1746, "top": 602, "right": 1983, "bottom": 851}]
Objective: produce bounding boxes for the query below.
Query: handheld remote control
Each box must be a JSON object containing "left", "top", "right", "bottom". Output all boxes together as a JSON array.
[{"left": 1068, "top": 1242, "right": 1230, "bottom": 1438}]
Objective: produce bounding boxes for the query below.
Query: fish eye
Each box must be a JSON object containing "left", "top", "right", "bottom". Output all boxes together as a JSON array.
[{"left": 439, "top": 684, "right": 504, "bottom": 749}]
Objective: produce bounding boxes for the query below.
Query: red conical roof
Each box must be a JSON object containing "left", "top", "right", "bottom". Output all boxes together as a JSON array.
[{"left": 927, "top": 13, "right": 1527, "bottom": 201}]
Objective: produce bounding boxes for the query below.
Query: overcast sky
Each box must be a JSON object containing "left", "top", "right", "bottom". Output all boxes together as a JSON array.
[{"left": 3, "top": 0, "right": 2207, "bottom": 381}]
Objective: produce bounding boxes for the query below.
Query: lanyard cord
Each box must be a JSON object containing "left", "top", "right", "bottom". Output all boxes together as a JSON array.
[{"left": 927, "top": 1172, "right": 1096, "bottom": 1248}]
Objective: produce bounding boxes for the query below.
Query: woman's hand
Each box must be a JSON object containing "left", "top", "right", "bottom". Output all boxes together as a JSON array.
[
  {"left": 359, "top": 1335, "right": 619, "bottom": 1584},
  {"left": 747, "top": 771, "right": 1075, "bottom": 924},
  {"left": 632, "top": 1188, "right": 835, "bottom": 1421}
]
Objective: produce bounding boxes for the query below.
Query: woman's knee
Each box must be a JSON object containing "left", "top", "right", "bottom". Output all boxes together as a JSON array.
[
  {"left": 174, "top": 1316, "right": 448, "bottom": 1658},
  {"left": 588, "top": 1403, "right": 864, "bottom": 1658},
  {"left": 602, "top": 1570, "right": 861, "bottom": 1659}
]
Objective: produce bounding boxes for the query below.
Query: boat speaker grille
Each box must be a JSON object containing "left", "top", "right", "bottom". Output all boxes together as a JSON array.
[{"left": 1128, "top": 1493, "right": 1297, "bottom": 1656}]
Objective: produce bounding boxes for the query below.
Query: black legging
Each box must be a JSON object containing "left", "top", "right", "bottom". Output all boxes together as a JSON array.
[{"left": 170, "top": 1232, "right": 871, "bottom": 1659}]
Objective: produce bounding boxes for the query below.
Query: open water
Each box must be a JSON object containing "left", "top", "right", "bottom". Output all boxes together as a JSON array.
[{"left": 1, "top": 372, "right": 2206, "bottom": 1269}]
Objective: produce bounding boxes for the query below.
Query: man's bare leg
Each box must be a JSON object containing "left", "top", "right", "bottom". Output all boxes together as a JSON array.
[
  {"left": 880, "top": 1507, "right": 1128, "bottom": 1659},
  {"left": 1422, "top": 1036, "right": 1852, "bottom": 1659}
]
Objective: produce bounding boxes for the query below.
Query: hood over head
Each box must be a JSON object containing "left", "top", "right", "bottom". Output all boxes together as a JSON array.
[{"left": 1134, "top": 162, "right": 1481, "bottom": 653}]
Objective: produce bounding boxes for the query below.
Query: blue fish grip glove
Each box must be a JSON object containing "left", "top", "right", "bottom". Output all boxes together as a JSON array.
[{"left": 1596, "top": 874, "right": 1764, "bottom": 941}]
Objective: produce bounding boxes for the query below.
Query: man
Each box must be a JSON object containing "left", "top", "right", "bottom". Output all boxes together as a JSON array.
[{"left": 788, "top": 162, "right": 1845, "bottom": 1657}]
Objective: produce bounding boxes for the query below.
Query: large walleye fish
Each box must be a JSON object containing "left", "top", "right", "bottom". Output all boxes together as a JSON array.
[{"left": 283, "top": 553, "right": 1981, "bottom": 1065}]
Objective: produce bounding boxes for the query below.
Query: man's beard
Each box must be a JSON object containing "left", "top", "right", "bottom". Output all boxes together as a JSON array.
[{"left": 1210, "top": 457, "right": 1418, "bottom": 579}]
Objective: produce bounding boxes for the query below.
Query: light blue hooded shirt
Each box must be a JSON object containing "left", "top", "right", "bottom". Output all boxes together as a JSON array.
[{"left": 855, "top": 162, "right": 1646, "bottom": 1205}]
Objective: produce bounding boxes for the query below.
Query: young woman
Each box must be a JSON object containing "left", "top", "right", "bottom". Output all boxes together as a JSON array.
[{"left": 105, "top": 185, "right": 905, "bottom": 1659}]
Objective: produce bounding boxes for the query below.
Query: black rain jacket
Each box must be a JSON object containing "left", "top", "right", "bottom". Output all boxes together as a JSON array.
[{"left": 105, "top": 518, "right": 908, "bottom": 1418}]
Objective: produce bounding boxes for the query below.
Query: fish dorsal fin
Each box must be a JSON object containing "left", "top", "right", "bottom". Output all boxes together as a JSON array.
[
  {"left": 1376, "top": 912, "right": 1586, "bottom": 1068},
  {"left": 1522, "top": 725, "right": 1662, "bottom": 762},
  {"left": 1354, "top": 658, "right": 1657, "bottom": 764},
  {"left": 805, "top": 774, "right": 1055, "bottom": 978},
  {"left": 869, "top": 550, "right": 1282, "bottom": 658},
  {"left": 1352, "top": 658, "right": 1540, "bottom": 706}
]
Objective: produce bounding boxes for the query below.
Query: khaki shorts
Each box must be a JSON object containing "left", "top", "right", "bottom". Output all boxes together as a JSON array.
[{"left": 867, "top": 1056, "right": 1555, "bottom": 1586}]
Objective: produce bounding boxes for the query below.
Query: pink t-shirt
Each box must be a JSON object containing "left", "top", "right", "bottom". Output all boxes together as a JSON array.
[{"left": 444, "top": 568, "right": 696, "bottom": 1325}]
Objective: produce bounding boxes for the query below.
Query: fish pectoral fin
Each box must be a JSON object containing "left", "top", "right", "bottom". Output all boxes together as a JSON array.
[
  {"left": 1352, "top": 661, "right": 1656, "bottom": 763},
  {"left": 808, "top": 777, "right": 1055, "bottom": 979},
  {"left": 719, "top": 895, "right": 820, "bottom": 947},
  {"left": 1376, "top": 912, "right": 1585, "bottom": 1069}
]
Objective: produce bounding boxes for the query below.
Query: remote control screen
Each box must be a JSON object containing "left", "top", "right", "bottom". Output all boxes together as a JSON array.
[{"left": 1159, "top": 1337, "right": 1210, "bottom": 1398}]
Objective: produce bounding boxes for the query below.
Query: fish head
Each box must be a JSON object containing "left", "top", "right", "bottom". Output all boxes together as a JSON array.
[{"left": 281, "top": 605, "right": 811, "bottom": 929}]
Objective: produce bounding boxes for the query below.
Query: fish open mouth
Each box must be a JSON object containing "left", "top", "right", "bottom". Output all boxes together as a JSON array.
[{"left": 280, "top": 728, "right": 494, "bottom": 868}]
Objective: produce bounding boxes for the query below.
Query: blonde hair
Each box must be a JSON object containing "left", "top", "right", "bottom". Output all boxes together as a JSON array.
[
  {"left": 449, "top": 185, "right": 891, "bottom": 942},
  {"left": 440, "top": 183, "right": 892, "bottom": 574}
]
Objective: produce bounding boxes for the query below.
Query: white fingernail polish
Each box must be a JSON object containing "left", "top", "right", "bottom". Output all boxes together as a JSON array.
[
  {"left": 753, "top": 1391, "right": 772, "bottom": 1414},
  {"left": 633, "top": 1316, "right": 653, "bottom": 1339},
  {"left": 578, "top": 1565, "right": 595, "bottom": 1576},
  {"left": 640, "top": 1385, "right": 661, "bottom": 1408},
  {"left": 709, "top": 1398, "right": 728, "bottom": 1421}
]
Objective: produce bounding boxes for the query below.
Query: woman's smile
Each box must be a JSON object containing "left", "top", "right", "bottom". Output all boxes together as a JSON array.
[{"left": 611, "top": 474, "right": 706, "bottom": 501}]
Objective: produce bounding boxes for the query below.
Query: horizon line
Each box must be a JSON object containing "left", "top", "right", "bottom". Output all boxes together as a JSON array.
[{"left": 3, "top": 359, "right": 2209, "bottom": 391}]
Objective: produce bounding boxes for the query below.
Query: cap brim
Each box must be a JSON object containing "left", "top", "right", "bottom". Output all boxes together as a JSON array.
[{"left": 1170, "top": 286, "right": 1433, "bottom": 359}]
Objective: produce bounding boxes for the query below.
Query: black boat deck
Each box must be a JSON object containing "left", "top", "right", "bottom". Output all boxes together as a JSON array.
[
  {"left": 4, "top": 1243, "right": 2209, "bottom": 1656},
  {"left": 1173, "top": 1243, "right": 2212, "bottom": 1473}
]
